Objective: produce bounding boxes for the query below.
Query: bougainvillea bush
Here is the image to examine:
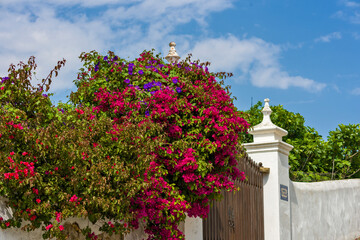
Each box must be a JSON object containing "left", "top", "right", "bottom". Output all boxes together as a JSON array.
[{"left": 0, "top": 50, "right": 249, "bottom": 239}]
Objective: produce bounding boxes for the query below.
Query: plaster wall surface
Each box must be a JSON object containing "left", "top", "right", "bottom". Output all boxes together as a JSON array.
[
  {"left": 0, "top": 199, "right": 123, "bottom": 240},
  {"left": 184, "top": 216, "right": 203, "bottom": 240},
  {"left": 290, "top": 179, "right": 360, "bottom": 240},
  {"left": 0, "top": 198, "right": 193, "bottom": 240},
  {"left": 278, "top": 152, "right": 291, "bottom": 240},
  {"left": 243, "top": 148, "right": 280, "bottom": 239},
  {"left": 0, "top": 219, "right": 124, "bottom": 240},
  {"left": 244, "top": 141, "right": 292, "bottom": 240}
]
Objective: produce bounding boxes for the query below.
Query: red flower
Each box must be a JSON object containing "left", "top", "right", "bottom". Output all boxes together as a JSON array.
[
  {"left": 36, "top": 199, "right": 41, "bottom": 204},
  {"left": 69, "top": 195, "right": 78, "bottom": 202},
  {"left": 45, "top": 224, "right": 53, "bottom": 230},
  {"left": 59, "top": 225, "right": 64, "bottom": 231},
  {"left": 32, "top": 188, "right": 39, "bottom": 195}
]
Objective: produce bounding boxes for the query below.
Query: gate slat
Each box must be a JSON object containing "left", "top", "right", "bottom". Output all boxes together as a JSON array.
[{"left": 203, "top": 151, "right": 264, "bottom": 240}]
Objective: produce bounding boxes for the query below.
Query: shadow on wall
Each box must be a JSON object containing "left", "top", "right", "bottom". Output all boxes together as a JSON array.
[{"left": 290, "top": 179, "right": 360, "bottom": 240}]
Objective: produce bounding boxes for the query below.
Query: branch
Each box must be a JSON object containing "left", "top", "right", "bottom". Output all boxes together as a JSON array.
[
  {"left": 346, "top": 168, "right": 360, "bottom": 178},
  {"left": 349, "top": 150, "right": 360, "bottom": 159}
]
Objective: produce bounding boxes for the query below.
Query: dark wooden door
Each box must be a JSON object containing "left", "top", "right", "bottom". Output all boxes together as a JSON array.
[{"left": 203, "top": 155, "right": 264, "bottom": 240}]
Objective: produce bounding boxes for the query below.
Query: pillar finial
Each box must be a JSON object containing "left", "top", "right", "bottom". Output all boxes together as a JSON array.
[
  {"left": 247, "top": 97, "right": 289, "bottom": 141},
  {"left": 261, "top": 98, "right": 273, "bottom": 126},
  {"left": 165, "top": 42, "right": 180, "bottom": 64}
]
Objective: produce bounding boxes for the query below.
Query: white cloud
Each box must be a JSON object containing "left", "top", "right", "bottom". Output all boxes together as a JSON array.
[
  {"left": 0, "top": 6, "right": 114, "bottom": 91},
  {"left": 0, "top": 0, "right": 233, "bottom": 92},
  {"left": 344, "top": 1, "right": 360, "bottom": 7},
  {"left": 352, "top": 32, "right": 360, "bottom": 39},
  {"left": 190, "top": 36, "right": 326, "bottom": 91},
  {"left": 350, "top": 87, "right": 360, "bottom": 95},
  {"left": 314, "top": 32, "right": 342, "bottom": 43},
  {"left": 103, "top": 0, "right": 233, "bottom": 35},
  {"left": 0, "top": 0, "right": 325, "bottom": 94},
  {"left": 349, "top": 11, "right": 360, "bottom": 23},
  {"left": 0, "top": 0, "right": 135, "bottom": 7},
  {"left": 334, "top": 1, "right": 360, "bottom": 24}
]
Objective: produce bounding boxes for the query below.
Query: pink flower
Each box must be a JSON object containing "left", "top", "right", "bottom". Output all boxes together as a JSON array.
[
  {"left": 10, "top": 152, "right": 15, "bottom": 156},
  {"left": 22, "top": 152, "right": 28, "bottom": 156},
  {"left": 5, "top": 222, "right": 10, "bottom": 227},
  {"left": 36, "top": 199, "right": 41, "bottom": 204},
  {"left": 59, "top": 225, "right": 64, "bottom": 231},
  {"left": 69, "top": 194, "right": 78, "bottom": 202},
  {"left": 45, "top": 224, "right": 53, "bottom": 230},
  {"left": 55, "top": 212, "right": 62, "bottom": 223},
  {"left": 75, "top": 108, "right": 84, "bottom": 114}
]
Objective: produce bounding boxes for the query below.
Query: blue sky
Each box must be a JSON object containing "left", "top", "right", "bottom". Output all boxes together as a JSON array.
[{"left": 0, "top": 0, "right": 359, "bottom": 138}]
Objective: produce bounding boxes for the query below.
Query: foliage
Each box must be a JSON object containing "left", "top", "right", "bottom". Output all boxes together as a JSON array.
[
  {"left": 242, "top": 101, "right": 307, "bottom": 143},
  {"left": 243, "top": 101, "right": 360, "bottom": 182},
  {"left": 0, "top": 51, "right": 249, "bottom": 239}
]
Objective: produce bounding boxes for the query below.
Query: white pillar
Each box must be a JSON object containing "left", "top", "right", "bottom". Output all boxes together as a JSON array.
[
  {"left": 243, "top": 98, "right": 293, "bottom": 240},
  {"left": 184, "top": 216, "right": 203, "bottom": 240}
]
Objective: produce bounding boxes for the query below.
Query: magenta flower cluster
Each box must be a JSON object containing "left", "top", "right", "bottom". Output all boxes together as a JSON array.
[
  {"left": 0, "top": 50, "right": 249, "bottom": 240},
  {"left": 72, "top": 50, "right": 250, "bottom": 239}
]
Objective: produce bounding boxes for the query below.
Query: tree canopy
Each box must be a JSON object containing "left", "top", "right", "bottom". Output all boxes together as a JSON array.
[
  {"left": 0, "top": 50, "right": 249, "bottom": 239},
  {"left": 242, "top": 101, "right": 360, "bottom": 182}
]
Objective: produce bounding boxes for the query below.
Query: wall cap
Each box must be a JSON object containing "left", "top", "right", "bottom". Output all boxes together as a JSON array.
[{"left": 243, "top": 140, "right": 293, "bottom": 155}]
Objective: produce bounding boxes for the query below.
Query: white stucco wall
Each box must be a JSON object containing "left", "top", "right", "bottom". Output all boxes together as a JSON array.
[
  {"left": 290, "top": 179, "right": 360, "bottom": 240},
  {"left": 0, "top": 226, "right": 43, "bottom": 240},
  {"left": 0, "top": 197, "right": 195, "bottom": 240},
  {"left": 0, "top": 217, "right": 124, "bottom": 240},
  {"left": 184, "top": 216, "right": 203, "bottom": 240},
  {"left": 0, "top": 198, "right": 123, "bottom": 240}
]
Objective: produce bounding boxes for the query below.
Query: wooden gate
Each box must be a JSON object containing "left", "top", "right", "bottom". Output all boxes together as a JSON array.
[{"left": 203, "top": 153, "right": 264, "bottom": 240}]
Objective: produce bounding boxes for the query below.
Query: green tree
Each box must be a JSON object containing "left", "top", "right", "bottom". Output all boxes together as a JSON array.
[
  {"left": 242, "top": 101, "right": 360, "bottom": 182},
  {"left": 327, "top": 124, "right": 360, "bottom": 179}
]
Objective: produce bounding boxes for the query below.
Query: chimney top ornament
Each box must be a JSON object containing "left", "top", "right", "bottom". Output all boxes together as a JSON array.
[{"left": 165, "top": 42, "right": 180, "bottom": 64}]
